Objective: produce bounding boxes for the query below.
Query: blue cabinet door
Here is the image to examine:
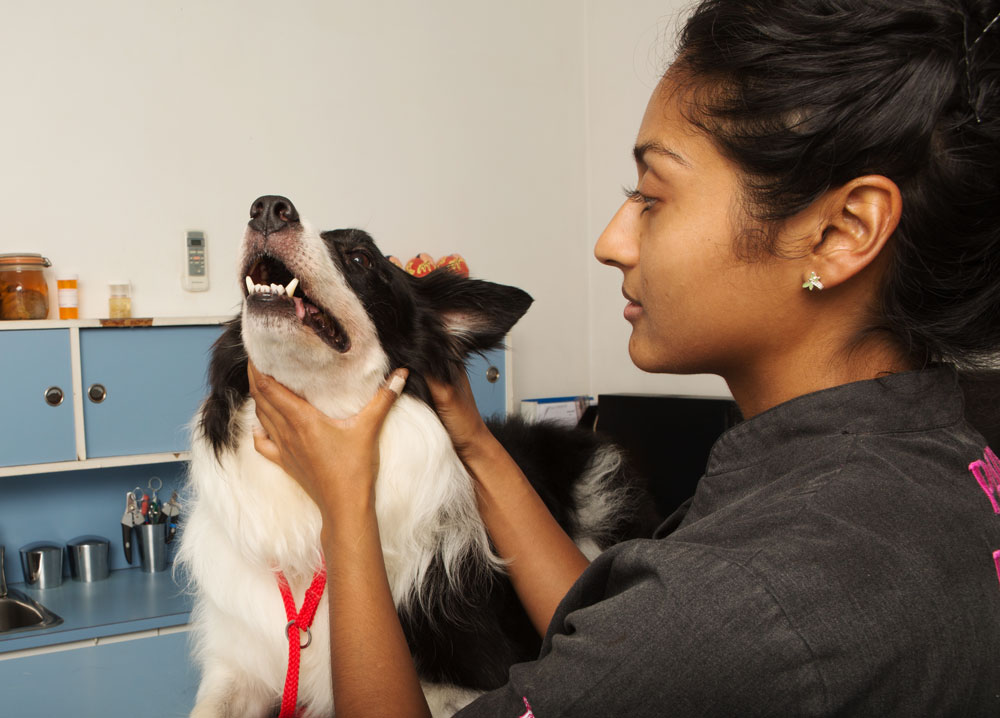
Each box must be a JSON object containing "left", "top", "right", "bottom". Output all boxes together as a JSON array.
[
  {"left": 466, "top": 347, "right": 507, "bottom": 420},
  {"left": 0, "top": 329, "right": 76, "bottom": 467},
  {"left": 0, "top": 630, "right": 198, "bottom": 717},
  {"left": 80, "top": 326, "right": 222, "bottom": 458}
]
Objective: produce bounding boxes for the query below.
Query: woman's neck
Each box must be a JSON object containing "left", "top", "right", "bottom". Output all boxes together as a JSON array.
[{"left": 725, "top": 336, "right": 915, "bottom": 420}]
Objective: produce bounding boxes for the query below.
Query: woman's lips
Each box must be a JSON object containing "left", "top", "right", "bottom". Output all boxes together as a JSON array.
[{"left": 622, "top": 289, "right": 642, "bottom": 322}]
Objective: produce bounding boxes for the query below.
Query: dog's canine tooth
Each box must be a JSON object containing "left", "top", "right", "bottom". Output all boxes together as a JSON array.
[
  {"left": 286, "top": 277, "right": 299, "bottom": 297},
  {"left": 246, "top": 276, "right": 254, "bottom": 295}
]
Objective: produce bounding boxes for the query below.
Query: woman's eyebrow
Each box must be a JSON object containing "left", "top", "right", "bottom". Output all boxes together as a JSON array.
[{"left": 633, "top": 141, "right": 691, "bottom": 168}]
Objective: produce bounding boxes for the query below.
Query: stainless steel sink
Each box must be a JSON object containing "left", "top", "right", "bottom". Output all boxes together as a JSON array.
[
  {"left": 0, "top": 544, "right": 63, "bottom": 634},
  {"left": 0, "top": 588, "right": 63, "bottom": 634}
]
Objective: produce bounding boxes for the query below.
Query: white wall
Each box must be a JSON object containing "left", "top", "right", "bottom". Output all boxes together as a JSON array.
[
  {"left": 1, "top": 0, "right": 728, "bottom": 402},
  {"left": 583, "top": 0, "right": 730, "bottom": 398}
]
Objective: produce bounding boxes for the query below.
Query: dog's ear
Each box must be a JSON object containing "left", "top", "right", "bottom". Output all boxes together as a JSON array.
[{"left": 416, "top": 269, "right": 533, "bottom": 355}]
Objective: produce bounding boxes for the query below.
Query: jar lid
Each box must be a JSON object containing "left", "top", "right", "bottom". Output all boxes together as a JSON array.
[
  {"left": 58, "top": 273, "right": 78, "bottom": 281},
  {"left": 0, "top": 253, "right": 51, "bottom": 267}
]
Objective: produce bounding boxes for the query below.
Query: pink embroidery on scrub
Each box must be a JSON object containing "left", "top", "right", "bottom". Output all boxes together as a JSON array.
[
  {"left": 994, "top": 550, "right": 1000, "bottom": 588},
  {"left": 969, "top": 446, "right": 1000, "bottom": 514},
  {"left": 518, "top": 697, "right": 535, "bottom": 718}
]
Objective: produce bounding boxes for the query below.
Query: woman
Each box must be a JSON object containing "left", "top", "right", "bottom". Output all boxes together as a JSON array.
[{"left": 249, "top": 0, "right": 1000, "bottom": 714}]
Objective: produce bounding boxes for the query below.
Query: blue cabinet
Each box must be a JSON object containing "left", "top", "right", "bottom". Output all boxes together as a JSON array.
[
  {"left": 80, "top": 326, "right": 220, "bottom": 457},
  {"left": 1, "top": 321, "right": 507, "bottom": 471},
  {"left": 0, "top": 320, "right": 225, "bottom": 471},
  {"left": 0, "top": 329, "right": 76, "bottom": 466},
  {"left": 467, "top": 346, "right": 508, "bottom": 420},
  {"left": 0, "top": 630, "right": 198, "bottom": 717}
]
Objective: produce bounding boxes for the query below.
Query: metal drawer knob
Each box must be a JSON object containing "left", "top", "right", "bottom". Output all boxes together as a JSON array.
[
  {"left": 486, "top": 366, "right": 500, "bottom": 384},
  {"left": 87, "top": 384, "right": 107, "bottom": 403},
  {"left": 44, "top": 386, "right": 64, "bottom": 407}
]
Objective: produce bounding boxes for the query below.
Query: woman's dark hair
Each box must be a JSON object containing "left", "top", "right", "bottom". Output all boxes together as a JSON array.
[{"left": 674, "top": 0, "right": 1000, "bottom": 368}]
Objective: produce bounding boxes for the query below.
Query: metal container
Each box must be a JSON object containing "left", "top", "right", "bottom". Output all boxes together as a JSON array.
[
  {"left": 19, "top": 542, "right": 63, "bottom": 589},
  {"left": 0, "top": 254, "right": 51, "bottom": 320},
  {"left": 66, "top": 535, "right": 110, "bottom": 582},
  {"left": 135, "top": 523, "right": 166, "bottom": 573}
]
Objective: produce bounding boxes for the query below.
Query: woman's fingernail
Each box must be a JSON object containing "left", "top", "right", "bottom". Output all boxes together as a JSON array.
[{"left": 388, "top": 371, "right": 407, "bottom": 396}]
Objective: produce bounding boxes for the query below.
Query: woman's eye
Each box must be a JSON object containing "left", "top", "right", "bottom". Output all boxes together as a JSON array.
[
  {"left": 622, "top": 185, "right": 658, "bottom": 214},
  {"left": 346, "top": 250, "right": 372, "bottom": 268}
]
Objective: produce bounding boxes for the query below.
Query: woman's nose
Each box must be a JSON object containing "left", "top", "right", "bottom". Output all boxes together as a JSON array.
[{"left": 595, "top": 200, "right": 640, "bottom": 270}]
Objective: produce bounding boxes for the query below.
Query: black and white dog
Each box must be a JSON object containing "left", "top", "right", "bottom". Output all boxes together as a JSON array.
[{"left": 178, "top": 196, "right": 649, "bottom": 717}]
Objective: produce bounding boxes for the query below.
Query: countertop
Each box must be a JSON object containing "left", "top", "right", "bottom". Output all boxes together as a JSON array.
[{"left": 0, "top": 566, "right": 191, "bottom": 653}]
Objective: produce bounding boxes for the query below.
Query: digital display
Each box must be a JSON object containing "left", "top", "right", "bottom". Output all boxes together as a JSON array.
[{"left": 190, "top": 238, "right": 203, "bottom": 246}]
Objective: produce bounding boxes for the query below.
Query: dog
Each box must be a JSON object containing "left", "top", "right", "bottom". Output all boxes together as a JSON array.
[{"left": 177, "top": 195, "right": 650, "bottom": 717}]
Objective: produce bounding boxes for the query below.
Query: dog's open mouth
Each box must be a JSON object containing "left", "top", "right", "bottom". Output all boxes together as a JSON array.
[{"left": 244, "top": 254, "right": 351, "bottom": 353}]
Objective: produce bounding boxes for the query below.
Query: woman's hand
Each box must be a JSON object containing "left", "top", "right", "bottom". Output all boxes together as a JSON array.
[
  {"left": 248, "top": 362, "right": 408, "bottom": 516},
  {"left": 425, "top": 370, "right": 494, "bottom": 462}
]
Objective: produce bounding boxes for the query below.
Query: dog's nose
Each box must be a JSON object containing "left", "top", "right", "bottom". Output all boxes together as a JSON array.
[{"left": 249, "top": 195, "right": 300, "bottom": 235}]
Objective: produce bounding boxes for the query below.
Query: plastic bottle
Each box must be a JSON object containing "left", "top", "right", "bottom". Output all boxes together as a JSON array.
[{"left": 57, "top": 274, "right": 79, "bottom": 319}]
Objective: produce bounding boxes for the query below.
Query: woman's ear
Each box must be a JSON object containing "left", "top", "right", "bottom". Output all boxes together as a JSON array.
[{"left": 806, "top": 175, "right": 902, "bottom": 289}]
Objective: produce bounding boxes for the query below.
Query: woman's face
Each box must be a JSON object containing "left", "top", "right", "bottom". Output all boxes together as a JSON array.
[{"left": 595, "top": 77, "right": 801, "bottom": 378}]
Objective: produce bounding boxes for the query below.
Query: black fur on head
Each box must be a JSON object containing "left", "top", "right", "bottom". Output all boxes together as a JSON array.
[
  {"left": 323, "top": 229, "right": 532, "bottom": 406},
  {"left": 199, "top": 224, "right": 532, "bottom": 457}
]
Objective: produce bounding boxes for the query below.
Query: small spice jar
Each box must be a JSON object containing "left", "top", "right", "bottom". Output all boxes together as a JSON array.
[
  {"left": 57, "top": 273, "right": 79, "bottom": 319},
  {"left": 108, "top": 281, "right": 132, "bottom": 319},
  {"left": 0, "top": 254, "right": 51, "bottom": 320}
]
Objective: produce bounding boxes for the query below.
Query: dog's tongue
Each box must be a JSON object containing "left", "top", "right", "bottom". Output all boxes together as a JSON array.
[{"left": 293, "top": 296, "right": 305, "bottom": 320}]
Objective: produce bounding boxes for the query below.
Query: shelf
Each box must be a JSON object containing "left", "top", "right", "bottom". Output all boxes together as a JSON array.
[
  {"left": 0, "top": 315, "right": 230, "bottom": 330},
  {"left": 0, "top": 452, "right": 190, "bottom": 478}
]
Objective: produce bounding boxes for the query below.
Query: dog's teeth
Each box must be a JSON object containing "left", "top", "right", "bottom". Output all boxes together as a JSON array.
[
  {"left": 285, "top": 278, "right": 299, "bottom": 297},
  {"left": 271, "top": 283, "right": 284, "bottom": 295},
  {"left": 245, "top": 276, "right": 254, "bottom": 295}
]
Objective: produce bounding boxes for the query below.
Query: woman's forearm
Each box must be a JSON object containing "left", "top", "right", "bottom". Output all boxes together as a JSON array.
[
  {"left": 462, "top": 431, "right": 590, "bottom": 637},
  {"left": 322, "top": 508, "right": 431, "bottom": 718}
]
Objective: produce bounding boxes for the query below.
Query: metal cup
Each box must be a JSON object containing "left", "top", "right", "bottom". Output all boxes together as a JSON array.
[
  {"left": 19, "top": 542, "right": 64, "bottom": 589},
  {"left": 66, "top": 535, "right": 110, "bottom": 582},
  {"left": 134, "top": 523, "right": 167, "bottom": 573}
]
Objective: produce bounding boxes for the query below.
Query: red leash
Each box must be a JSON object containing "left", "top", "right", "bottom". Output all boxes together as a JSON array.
[{"left": 276, "top": 563, "right": 327, "bottom": 718}]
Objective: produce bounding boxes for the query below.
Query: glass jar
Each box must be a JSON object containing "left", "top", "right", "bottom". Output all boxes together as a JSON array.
[
  {"left": 108, "top": 281, "right": 132, "bottom": 319},
  {"left": 0, "top": 254, "right": 51, "bottom": 320}
]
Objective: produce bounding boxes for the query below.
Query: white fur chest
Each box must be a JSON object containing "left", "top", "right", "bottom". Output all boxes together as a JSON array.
[{"left": 184, "top": 395, "right": 491, "bottom": 587}]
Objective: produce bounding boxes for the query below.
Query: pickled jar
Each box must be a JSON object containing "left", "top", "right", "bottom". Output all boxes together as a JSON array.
[
  {"left": 0, "top": 254, "right": 51, "bottom": 320},
  {"left": 108, "top": 281, "right": 132, "bottom": 319}
]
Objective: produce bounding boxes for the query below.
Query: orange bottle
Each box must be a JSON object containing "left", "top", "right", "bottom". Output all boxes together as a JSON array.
[{"left": 57, "top": 274, "right": 79, "bottom": 319}]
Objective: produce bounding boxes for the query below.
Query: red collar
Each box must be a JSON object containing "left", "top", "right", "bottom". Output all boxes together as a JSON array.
[{"left": 276, "top": 564, "right": 327, "bottom": 718}]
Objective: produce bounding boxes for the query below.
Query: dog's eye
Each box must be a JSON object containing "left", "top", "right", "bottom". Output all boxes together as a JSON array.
[{"left": 346, "top": 250, "right": 372, "bottom": 268}]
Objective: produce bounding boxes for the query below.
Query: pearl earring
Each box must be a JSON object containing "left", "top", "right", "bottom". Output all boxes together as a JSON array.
[{"left": 802, "top": 272, "right": 824, "bottom": 291}]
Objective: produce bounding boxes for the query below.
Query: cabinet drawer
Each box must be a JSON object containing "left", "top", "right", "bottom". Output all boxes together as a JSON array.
[
  {"left": 0, "top": 329, "right": 76, "bottom": 467},
  {"left": 80, "top": 326, "right": 221, "bottom": 458}
]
